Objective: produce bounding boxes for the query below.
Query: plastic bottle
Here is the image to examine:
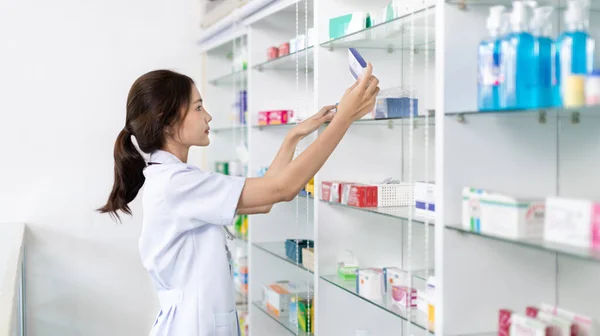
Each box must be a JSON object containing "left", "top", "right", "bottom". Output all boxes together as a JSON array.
[
  {"left": 531, "top": 7, "right": 556, "bottom": 107},
  {"left": 499, "top": 1, "right": 537, "bottom": 110},
  {"left": 555, "top": 0, "right": 595, "bottom": 106},
  {"left": 478, "top": 6, "right": 506, "bottom": 111}
]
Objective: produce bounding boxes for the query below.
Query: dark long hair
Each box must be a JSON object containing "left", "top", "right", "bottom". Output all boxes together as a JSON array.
[{"left": 98, "top": 69, "right": 195, "bottom": 221}]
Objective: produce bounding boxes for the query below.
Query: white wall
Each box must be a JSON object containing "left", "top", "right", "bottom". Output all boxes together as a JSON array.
[{"left": 0, "top": 0, "right": 203, "bottom": 334}]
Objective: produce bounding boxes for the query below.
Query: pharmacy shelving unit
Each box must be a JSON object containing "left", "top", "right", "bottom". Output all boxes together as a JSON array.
[
  {"left": 197, "top": 0, "right": 600, "bottom": 333},
  {"left": 246, "top": 2, "right": 316, "bottom": 335},
  {"left": 315, "top": 1, "right": 435, "bottom": 335},
  {"left": 200, "top": 0, "right": 437, "bottom": 335},
  {"left": 436, "top": 0, "right": 600, "bottom": 334}
]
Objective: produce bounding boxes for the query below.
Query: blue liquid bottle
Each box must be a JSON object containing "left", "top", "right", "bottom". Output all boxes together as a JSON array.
[
  {"left": 555, "top": 0, "right": 595, "bottom": 106},
  {"left": 478, "top": 6, "right": 506, "bottom": 111},
  {"left": 532, "top": 7, "right": 556, "bottom": 108},
  {"left": 499, "top": 1, "right": 537, "bottom": 110}
]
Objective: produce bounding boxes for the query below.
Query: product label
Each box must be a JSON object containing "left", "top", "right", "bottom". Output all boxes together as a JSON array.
[{"left": 468, "top": 199, "right": 482, "bottom": 232}]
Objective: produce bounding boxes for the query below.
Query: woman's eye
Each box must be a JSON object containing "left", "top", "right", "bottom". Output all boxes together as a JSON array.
[{"left": 197, "top": 105, "right": 202, "bottom": 111}]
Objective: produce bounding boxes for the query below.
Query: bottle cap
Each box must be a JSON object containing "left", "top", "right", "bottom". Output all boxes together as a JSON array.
[
  {"left": 532, "top": 7, "right": 554, "bottom": 36},
  {"left": 510, "top": 1, "right": 531, "bottom": 31},
  {"left": 487, "top": 6, "right": 506, "bottom": 32},
  {"left": 564, "top": 0, "right": 585, "bottom": 26}
]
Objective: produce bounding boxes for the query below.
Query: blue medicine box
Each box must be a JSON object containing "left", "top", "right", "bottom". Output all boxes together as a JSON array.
[
  {"left": 375, "top": 97, "right": 419, "bottom": 119},
  {"left": 285, "top": 239, "right": 314, "bottom": 263}
]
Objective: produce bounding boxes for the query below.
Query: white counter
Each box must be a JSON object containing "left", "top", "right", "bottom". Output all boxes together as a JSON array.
[{"left": 0, "top": 223, "right": 25, "bottom": 336}]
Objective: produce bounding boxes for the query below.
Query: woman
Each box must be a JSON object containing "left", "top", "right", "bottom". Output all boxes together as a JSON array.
[{"left": 98, "top": 65, "right": 379, "bottom": 335}]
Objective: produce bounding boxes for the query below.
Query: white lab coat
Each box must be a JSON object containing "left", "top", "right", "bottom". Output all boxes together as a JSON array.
[{"left": 140, "top": 150, "right": 245, "bottom": 336}]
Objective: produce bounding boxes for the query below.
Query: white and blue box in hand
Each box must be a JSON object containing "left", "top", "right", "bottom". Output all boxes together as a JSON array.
[{"left": 348, "top": 48, "right": 367, "bottom": 79}]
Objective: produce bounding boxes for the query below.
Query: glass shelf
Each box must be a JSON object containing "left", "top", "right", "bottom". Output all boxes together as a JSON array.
[
  {"left": 320, "top": 274, "right": 433, "bottom": 332},
  {"left": 321, "top": 200, "right": 435, "bottom": 226},
  {"left": 252, "top": 47, "right": 314, "bottom": 71},
  {"left": 253, "top": 301, "right": 313, "bottom": 336},
  {"left": 446, "top": 0, "right": 600, "bottom": 11},
  {"left": 320, "top": 6, "right": 435, "bottom": 50},
  {"left": 252, "top": 114, "right": 436, "bottom": 130},
  {"left": 446, "top": 225, "right": 600, "bottom": 263},
  {"left": 445, "top": 104, "right": 600, "bottom": 120},
  {"left": 253, "top": 242, "right": 314, "bottom": 274},
  {"left": 208, "top": 70, "right": 247, "bottom": 86}
]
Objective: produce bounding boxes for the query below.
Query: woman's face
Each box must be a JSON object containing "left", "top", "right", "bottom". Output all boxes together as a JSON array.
[{"left": 175, "top": 86, "right": 212, "bottom": 147}]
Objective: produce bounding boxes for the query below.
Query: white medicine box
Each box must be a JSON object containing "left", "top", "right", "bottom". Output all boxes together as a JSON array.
[
  {"left": 356, "top": 268, "right": 383, "bottom": 301},
  {"left": 414, "top": 182, "right": 435, "bottom": 218},
  {"left": 462, "top": 187, "right": 545, "bottom": 239},
  {"left": 544, "top": 197, "right": 600, "bottom": 250}
]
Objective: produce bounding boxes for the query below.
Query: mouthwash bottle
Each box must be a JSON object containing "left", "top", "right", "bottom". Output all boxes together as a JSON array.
[
  {"left": 531, "top": 7, "right": 556, "bottom": 107},
  {"left": 478, "top": 6, "right": 506, "bottom": 111},
  {"left": 555, "top": 0, "right": 595, "bottom": 106},
  {"left": 499, "top": 1, "right": 537, "bottom": 110}
]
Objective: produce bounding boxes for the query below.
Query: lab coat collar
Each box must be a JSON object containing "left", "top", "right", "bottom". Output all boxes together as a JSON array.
[{"left": 149, "top": 150, "right": 183, "bottom": 165}]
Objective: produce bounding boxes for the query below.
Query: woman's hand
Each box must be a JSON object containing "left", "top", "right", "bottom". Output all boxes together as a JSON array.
[
  {"left": 335, "top": 63, "right": 380, "bottom": 123},
  {"left": 290, "top": 105, "right": 336, "bottom": 139}
]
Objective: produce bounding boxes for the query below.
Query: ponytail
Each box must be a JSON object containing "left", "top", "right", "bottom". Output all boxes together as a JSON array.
[
  {"left": 98, "top": 129, "right": 147, "bottom": 222},
  {"left": 99, "top": 69, "right": 195, "bottom": 222}
]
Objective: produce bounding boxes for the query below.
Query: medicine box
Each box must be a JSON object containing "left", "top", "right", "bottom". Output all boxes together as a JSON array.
[
  {"left": 391, "top": 286, "right": 417, "bottom": 308},
  {"left": 215, "top": 161, "right": 229, "bottom": 175},
  {"left": 375, "top": 97, "right": 419, "bottom": 119},
  {"left": 509, "top": 314, "right": 554, "bottom": 336},
  {"left": 288, "top": 294, "right": 311, "bottom": 326},
  {"left": 348, "top": 48, "right": 367, "bottom": 80},
  {"left": 267, "top": 46, "right": 279, "bottom": 60},
  {"left": 415, "top": 182, "right": 435, "bottom": 218},
  {"left": 329, "top": 13, "right": 371, "bottom": 40},
  {"left": 302, "top": 248, "right": 315, "bottom": 272},
  {"left": 536, "top": 311, "right": 576, "bottom": 336},
  {"left": 382, "top": 267, "right": 407, "bottom": 293},
  {"left": 279, "top": 42, "right": 290, "bottom": 56},
  {"left": 499, "top": 309, "right": 512, "bottom": 336},
  {"left": 540, "top": 303, "right": 594, "bottom": 336},
  {"left": 544, "top": 197, "right": 600, "bottom": 250},
  {"left": 321, "top": 181, "right": 344, "bottom": 203},
  {"left": 462, "top": 187, "right": 545, "bottom": 239},
  {"left": 258, "top": 110, "right": 293, "bottom": 125},
  {"left": 297, "top": 298, "right": 314, "bottom": 333},
  {"left": 284, "top": 239, "right": 314, "bottom": 264},
  {"left": 263, "top": 281, "right": 309, "bottom": 317},
  {"left": 342, "top": 183, "right": 378, "bottom": 208},
  {"left": 356, "top": 268, "right": 383, "bottom": 301}
]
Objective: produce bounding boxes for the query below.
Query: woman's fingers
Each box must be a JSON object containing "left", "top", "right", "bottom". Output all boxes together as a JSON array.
[
  {"left": 346, "top": 80, "right": 359, "bottom": 94},
  {"left": 319, "top": 105, "right": 337, "bottom": 115},
  {"left": 357, "top": 63, "right": 373, "bottom": 91},
  {"left": 366, "top": 76, "right": 380, "bottom": 97}
]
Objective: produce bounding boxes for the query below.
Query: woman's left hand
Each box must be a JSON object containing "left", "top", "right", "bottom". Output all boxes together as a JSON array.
[{"left": 291, "top": 105, "right": 336, "bottom": 139}]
